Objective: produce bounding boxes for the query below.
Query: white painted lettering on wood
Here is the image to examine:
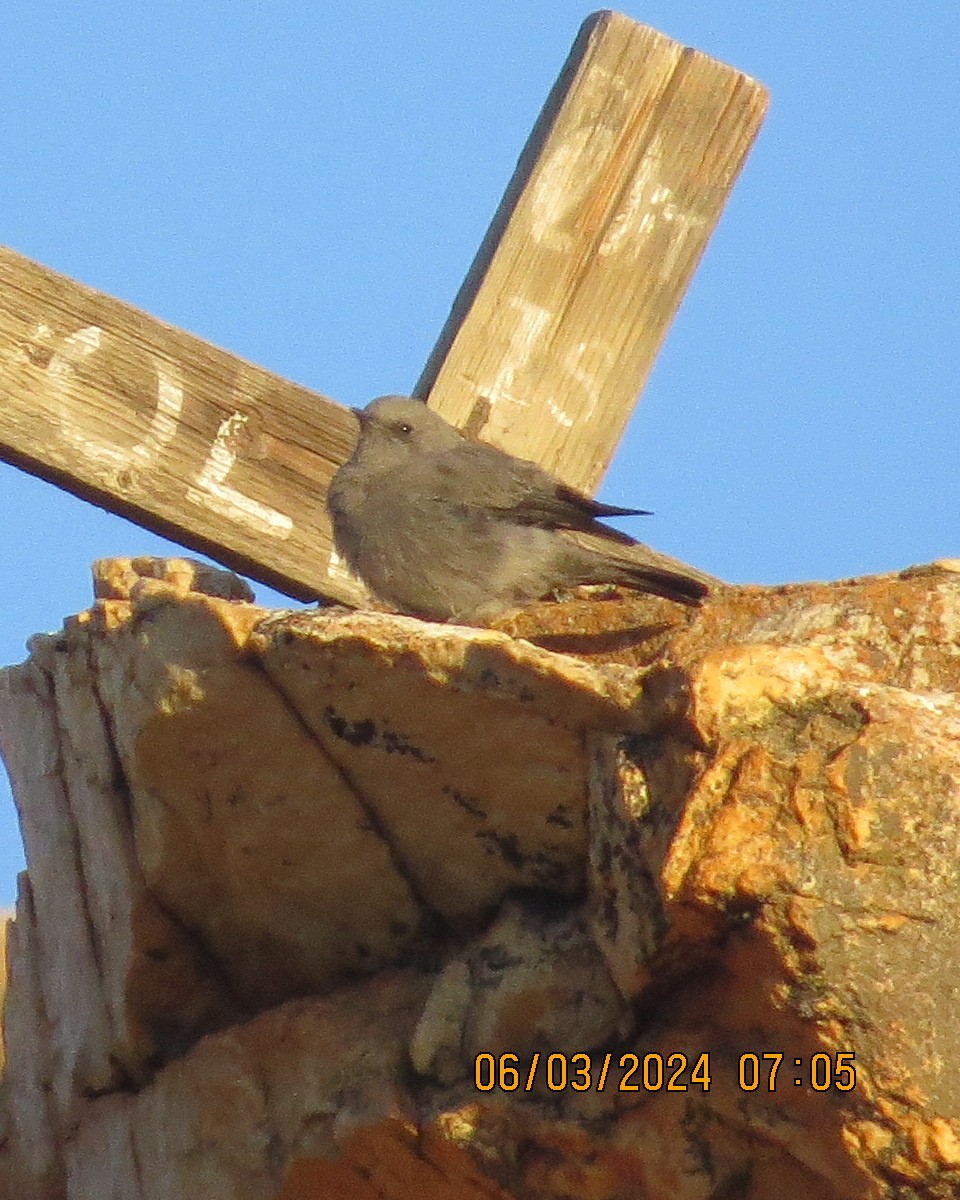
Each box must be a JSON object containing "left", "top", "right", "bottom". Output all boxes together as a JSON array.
[{"left": 186, "top": 413, "right": 293, "bottom": 538}]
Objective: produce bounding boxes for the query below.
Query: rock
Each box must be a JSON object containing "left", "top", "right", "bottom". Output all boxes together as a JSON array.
[
  {"left": 60, "top": 973, "right": 429, "bottom": 1200},
  {"left": 91, "top": 556, "right": 255, "bottom": 603},
  {"left": 410, "top": 896, "right": 626, "bottom": 1085},
  {"left": 0, "top": 558, "right": 958, "bottom": 1198},
  {"left": 84, "top": 590, "right": 427, "bottom": 1013},
  {"left": 251, "top": 608, "right": 646, "bottom": 927}
]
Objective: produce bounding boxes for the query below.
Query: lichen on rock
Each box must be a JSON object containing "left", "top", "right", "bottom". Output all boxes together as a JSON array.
[{"left": 0, "top": 557, "right": 959, "bottom": 1199}]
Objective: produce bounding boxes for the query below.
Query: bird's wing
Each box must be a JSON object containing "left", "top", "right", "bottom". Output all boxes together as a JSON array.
[{"left": 429, "top": 442, "right": 648, "bottom": 540}]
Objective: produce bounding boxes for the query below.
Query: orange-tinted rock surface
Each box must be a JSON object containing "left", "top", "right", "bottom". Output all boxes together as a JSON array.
[{"left": 0, "top": 555, "right": 958, "bottom": 1199}]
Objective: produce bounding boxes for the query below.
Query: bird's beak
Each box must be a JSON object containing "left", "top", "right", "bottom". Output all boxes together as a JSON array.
[{"left": 350, "top": 406, "right": 366, "bottom": 424}]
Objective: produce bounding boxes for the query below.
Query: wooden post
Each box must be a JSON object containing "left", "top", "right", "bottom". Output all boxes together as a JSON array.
[
  {"left": 0, "top": 252, "right": 357, "bottom": 602},
  {"left": 0, "top": 13, "right": 766, "bottom": 606},
  {"left": 421, "top": 13, "right": 768, "bottom": 494}
]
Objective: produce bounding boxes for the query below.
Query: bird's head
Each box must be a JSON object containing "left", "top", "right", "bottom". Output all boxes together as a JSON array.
[{"left": 350, "top": 395, "right": 464, "bottom": 462}]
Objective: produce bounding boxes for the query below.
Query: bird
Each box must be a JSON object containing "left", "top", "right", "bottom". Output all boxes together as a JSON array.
[{"left": 327, "top": 395, "right": 714, "bottom": 623}]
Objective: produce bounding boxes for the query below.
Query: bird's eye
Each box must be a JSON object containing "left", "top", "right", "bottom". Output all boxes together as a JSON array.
[{"left": 396, "top": 422, "right": 413, "bottom": 436}]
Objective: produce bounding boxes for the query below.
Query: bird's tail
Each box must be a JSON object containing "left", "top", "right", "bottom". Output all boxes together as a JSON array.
[{"left": 559, "top": 531, "right": 717, "bottom": 606}]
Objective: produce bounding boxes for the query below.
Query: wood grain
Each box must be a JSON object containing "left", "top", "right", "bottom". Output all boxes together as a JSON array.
[
  {"left": 418, "top": 11, "right": 768, "bottom": 494},
  {"left": 0, "top": 245, "right": 366, "bottom": 604},
  {"left": 0, "top": 12, "right": 767, "bottom": 605}
]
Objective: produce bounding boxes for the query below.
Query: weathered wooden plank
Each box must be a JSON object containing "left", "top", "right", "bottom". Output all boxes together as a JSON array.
[
  {"left": 0, "top": 246, "right": 364, "bottom": 603},
  {"left": 0, "top": 13, "right": 766, "bottom": 605},
  {"left": 419, "top": 11, "right": 769, "bottom": 493}
]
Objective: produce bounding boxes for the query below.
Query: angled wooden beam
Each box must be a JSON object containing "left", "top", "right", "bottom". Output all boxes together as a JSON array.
[
  {"left": 0, "top": 252, "right": 356, "bottom": 601},
  {"left": 421, "top": 11, "right": 768, "bottom": 494},
  {"left": 0, "top": 13, "right": 767, "bottom": 606}
]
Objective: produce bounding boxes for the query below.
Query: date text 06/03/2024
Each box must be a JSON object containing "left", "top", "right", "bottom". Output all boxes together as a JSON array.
[{"left": 473, "top": 1051, "right": 857, "bottom": 1094}]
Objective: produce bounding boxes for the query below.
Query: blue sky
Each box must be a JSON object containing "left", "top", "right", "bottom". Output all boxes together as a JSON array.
[{"left": 0, "top": 4, "right": 957, "bottom": 904}]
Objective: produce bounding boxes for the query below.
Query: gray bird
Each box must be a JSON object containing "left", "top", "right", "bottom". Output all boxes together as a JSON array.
[{"left": 327, "top": 395, "right": 714, "bottom": 623}]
